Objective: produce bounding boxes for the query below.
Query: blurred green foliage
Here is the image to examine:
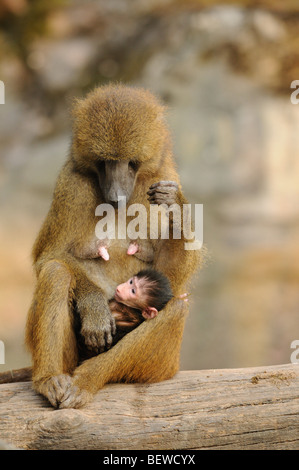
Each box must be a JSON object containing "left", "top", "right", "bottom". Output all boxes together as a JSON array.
[{"left": 0, "top": 0, "right": 67, "bottom": 61}]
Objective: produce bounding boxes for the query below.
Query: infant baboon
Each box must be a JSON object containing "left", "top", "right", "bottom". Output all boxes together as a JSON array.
[
  {"left": 76, "top": 242, "right": 169, "bottom": 352},
  {"left": 110, "top": 268, "right": 174, "bottom": 343}
]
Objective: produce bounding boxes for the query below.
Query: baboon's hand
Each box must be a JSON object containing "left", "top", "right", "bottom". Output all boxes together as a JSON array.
[
  {"left": 147, "top": 181, "right": 179, "bottom": 206},
  {"left": 80, "top": 304, "right": 116, "bottom": 354},
  {"left": 34, "top": 374, "right": 93, "bottom": 409}
]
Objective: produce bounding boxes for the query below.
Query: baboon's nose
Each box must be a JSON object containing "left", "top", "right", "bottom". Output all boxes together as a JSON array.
[{"left": 108, "top": 200, "right": 119, "bottom": 208}]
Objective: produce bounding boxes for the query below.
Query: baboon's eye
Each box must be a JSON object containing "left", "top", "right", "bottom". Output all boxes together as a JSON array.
[
  {"left": 129, "top": 161, "right": 139, "bottom": 172},
  {"left": 131, "top": 289, "right": 135, "bottom": 295},
  {"left": 95, "top": 160, "right": 105, "bottom": 173}
]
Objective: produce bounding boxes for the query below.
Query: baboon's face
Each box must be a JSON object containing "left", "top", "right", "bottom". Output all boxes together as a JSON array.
[
  {"left": 96, "top": 159, "right": 138, "bottom": 205},
  {"left": 71, "top": 85, "right": 168, "bottom": 204}
]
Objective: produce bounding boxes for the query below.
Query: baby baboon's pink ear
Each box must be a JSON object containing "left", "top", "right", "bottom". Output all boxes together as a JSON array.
[{"left": 141, "top": 307, "right": 158, "bottom": 320}]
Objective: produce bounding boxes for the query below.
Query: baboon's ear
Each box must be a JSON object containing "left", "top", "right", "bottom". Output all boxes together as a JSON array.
[{"left": 141, "top": 306, "right": 158, "bottom": 320}]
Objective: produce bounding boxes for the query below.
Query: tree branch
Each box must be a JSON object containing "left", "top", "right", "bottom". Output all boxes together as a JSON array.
[{"left": 0, "top": 364, "right": 298, "bottom": 450}]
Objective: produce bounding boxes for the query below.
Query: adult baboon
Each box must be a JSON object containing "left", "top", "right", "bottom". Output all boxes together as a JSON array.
[{"left": 25, "top": 84, "right": 201, "bottom": 408}]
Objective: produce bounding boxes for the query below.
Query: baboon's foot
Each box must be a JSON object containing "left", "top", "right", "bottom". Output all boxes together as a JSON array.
[{"left": 34, "top": 374, "right": 90, "bottom": 408}]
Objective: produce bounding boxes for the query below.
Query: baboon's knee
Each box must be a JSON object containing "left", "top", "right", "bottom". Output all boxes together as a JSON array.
[{"left": 39, "top": 260, "right": 72, "bottom": 291}]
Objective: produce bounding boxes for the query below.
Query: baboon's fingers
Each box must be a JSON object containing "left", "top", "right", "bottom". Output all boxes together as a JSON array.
[
  {"left": 147, "top": 186, "right": 177, "bottom": 195},
  {"left": 148, "top": 195, "right": 177, "bottom": 205},
  {"left": 59, "top": 385, "right": 92, "bottom": 409},
  {"left": 147, "top": 195, "right": 177, "bottom": 204},
  {"left": 38, "top": 375, "right": 73, "bottom": 408},
  {"left": 149, "top": 181, "right": 178, "bottom": 190},
  {"left": 147, "top": 181, "right": 179, "bottom": 206}
]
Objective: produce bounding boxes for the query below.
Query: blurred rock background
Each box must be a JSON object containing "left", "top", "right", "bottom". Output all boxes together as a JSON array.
[{"left": 0, "top": 0, "right": 298, "bottom": 373}]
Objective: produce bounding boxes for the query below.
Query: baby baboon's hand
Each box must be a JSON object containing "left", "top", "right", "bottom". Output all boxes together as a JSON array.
[{"left": 147, "top": 181, "right": 179, "bottom": 206}]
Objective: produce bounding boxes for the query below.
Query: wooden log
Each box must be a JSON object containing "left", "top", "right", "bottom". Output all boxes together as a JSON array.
[
  {"left": 0, "top": 367, "right": 32, "bottom": 384},
  {"left": 0, "top": 363, "right": 298, "bottom": 450}
]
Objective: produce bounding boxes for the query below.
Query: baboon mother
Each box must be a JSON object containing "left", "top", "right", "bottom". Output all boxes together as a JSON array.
[{"left": 25, "top": 84, "right": 200, "bottom": 408}]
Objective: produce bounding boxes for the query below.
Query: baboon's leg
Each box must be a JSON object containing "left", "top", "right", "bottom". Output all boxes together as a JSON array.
[
  {"left": 59, "top": 298, "right": 188, "bottom": 409},
  {"left": 25, "top": 260, "right": 80, "bottom": 407}
]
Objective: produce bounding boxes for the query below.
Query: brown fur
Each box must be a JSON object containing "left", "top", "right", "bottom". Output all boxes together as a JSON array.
[
  {"left": 25, "top": 84, "right": 201, "bottom": 408},
  {"left": 109, "top": 300, "right": 144, "bottom": 342}
]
